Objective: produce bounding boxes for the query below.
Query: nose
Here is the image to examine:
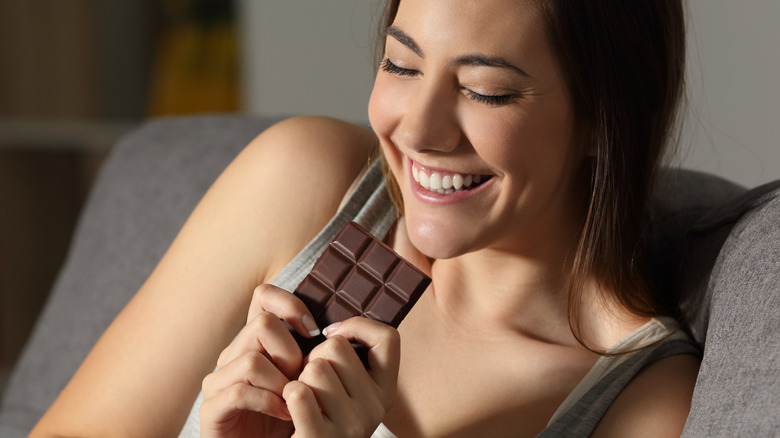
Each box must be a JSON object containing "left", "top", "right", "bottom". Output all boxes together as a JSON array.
[{"left": 398, "top": 79, "right": 461, "bottom": 154}]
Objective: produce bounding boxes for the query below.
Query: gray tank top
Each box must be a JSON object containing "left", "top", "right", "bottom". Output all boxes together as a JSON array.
[{"left": 179, "top": 160, "right": 700, "bottom": 437}]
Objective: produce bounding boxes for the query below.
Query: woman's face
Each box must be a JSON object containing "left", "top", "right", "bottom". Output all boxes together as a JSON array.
[{"left": 368, "top": 0, "right": 585, "bottom": 259}]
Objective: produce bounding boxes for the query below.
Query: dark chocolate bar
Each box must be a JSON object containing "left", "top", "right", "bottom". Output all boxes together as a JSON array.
[{"left": 292, "top": 221, "right": 430, "bottom": 364}]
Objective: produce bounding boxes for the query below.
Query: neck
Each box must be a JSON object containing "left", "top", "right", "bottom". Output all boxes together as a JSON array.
[
  {"left": 390, "top": 213, "right": 648, "bottom": 350},
  {"left": 429, "top": 251, "right": 648, "bottom": 350},
  {"left": 428, "top": 242, "right": 578, "bottom": 344}
]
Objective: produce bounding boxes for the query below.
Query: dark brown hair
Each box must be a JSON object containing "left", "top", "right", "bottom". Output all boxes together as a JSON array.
[{"left": 376, "top": 0, "right": 686, "bottom": 351}]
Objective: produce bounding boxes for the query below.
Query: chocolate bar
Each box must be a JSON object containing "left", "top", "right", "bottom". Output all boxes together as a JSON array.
[{"left": 292, "top": 221, "right": 430, "bottom": 365}]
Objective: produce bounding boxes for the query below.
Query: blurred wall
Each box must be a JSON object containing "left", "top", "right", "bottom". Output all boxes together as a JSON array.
[
  {"left": 683, "top": 0, "right": 780, "bottom": 188},
  {"left": 240, "top": 0, "right": 780, "bottom": 188},
  {"left": 238, "top": 0, "right": 383, "bottom": 124}
]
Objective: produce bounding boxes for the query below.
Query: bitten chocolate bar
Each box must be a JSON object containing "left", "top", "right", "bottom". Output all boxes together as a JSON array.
[{"left": 292, "top": 221, "right": 431, "bottom": 361}]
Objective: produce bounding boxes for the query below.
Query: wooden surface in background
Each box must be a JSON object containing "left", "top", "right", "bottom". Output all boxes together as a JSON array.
[{"left": 0, "top": 1, "right": 97, "bottom": 118}]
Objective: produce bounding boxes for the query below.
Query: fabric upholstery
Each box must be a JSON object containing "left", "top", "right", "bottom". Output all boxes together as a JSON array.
[
  {"left": 0, "top": 115, "right": 777, "bottom": 437},
  {"left": 680, "top": 181, "right": 780, "bottom": 437},
  {"left": 0, "top": 116, "right": 276, "bottom": 436}
]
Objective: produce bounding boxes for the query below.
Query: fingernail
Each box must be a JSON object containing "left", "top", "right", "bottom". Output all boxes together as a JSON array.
[
  {"left": 302, "top": 314, "right": 320, "bottom": 337},
  {"left": 322, "top": 322, "right": 341, "bottom": 337}
]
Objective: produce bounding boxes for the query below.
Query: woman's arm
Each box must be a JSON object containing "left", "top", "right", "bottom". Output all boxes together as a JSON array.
[{"left": 31, "top": 116, "right": 377, "bottom": 438}]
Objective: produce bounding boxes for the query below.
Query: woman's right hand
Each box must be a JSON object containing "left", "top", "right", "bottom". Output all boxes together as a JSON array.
[
  {"left": 199, "top": 284, "right": 319, "bottom": 438},
  {"left": 199, "top": 283, "right": 401, "bottom": 438}
]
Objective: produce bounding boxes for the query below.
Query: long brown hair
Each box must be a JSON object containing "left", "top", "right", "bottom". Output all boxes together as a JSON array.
[{"left": 375, "top": 0, "right": 686, "bottom": 351}]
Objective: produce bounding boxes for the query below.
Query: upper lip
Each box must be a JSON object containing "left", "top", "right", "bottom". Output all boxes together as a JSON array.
[{"left": 408, "top": 157, "right": 493, "bottom": 176}]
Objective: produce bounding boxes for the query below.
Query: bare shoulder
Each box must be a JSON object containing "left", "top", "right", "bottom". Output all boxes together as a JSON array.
[
  {"left": 592, "top": 353, "right": 700, "bottom": 437},
  {"left": 233, "top": 116, "right": 377, "bottom": 278},
  {"left": 245, "top": 116, "right": 376, "bottom": 175}
]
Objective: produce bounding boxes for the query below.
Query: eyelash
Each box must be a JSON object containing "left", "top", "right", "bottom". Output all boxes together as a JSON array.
[
  {"left": 381, "top": 58, "right": 417, "bottom": 77},
  {"left": 464, "top": 91, "right": 515, "bottom": 107},
  {"left": 380, "top": 58, "right": 516, "bottom": 107}
]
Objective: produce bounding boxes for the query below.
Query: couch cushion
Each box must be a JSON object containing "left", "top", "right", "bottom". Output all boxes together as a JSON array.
[
  {"left": 0, "top": 115, "right": 277, "bottom": 437},
  {"left": 680, "top": 180, "right": 780, "bottom": 437},
  {"left": 647, "top": 168, "right": 746, "bottom": 310}
]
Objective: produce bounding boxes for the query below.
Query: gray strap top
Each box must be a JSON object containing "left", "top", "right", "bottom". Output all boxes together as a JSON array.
[{"left": 179, "top": 159, "right": 701, "bottom": 437}]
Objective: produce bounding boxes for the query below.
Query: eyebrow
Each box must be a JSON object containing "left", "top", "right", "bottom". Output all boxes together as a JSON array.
[
  {"left": 385, "top": 26, "right": 530, "bottom": 78},
  {"left": 453, "top": 54, "right": 530, "bottom": 78},
  {"left": 386, "top": 26, "right": 423, "bottom": 56}
]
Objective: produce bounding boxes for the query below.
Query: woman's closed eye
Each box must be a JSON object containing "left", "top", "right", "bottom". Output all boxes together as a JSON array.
[
  {"left": 463, "top": 90, "right": 516, "bottom": 107},
  {"left": 381, "top": 58, "right": 518, "bottom": 107},
  {"left": 381, "top": 58, "right": 418, "bottom": 77}
]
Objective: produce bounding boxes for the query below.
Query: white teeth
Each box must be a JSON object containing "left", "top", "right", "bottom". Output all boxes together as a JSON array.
[
  {"left": 411, "top": 162, "right": 488, "bottom": 194},
  {"left": 429, "top": 173, "right": 442, "bottom": 190},
  {"left": 452, "top": 174, "right": 463, "bottom": 189},
  {"left": 419, "top": 171, "right": 430, "bottom": 189},
  {"left": 442, "top": 175, "right": 452, "bottom": 189}
]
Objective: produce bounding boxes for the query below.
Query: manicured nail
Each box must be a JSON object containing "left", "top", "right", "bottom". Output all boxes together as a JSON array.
[
  {"left": 302, "top": 314, "right": 320, "bottom": 337},
  {"left": 322, "top": 322, "right": 341, "bottom": 337}
]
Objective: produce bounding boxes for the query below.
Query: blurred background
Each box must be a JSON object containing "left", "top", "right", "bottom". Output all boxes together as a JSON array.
[
  {"left": 0, "top": 0, "right": 243, "bottom": 395},
  {"left": 0, "top": 0, "right": 778, "bottom": 395}
]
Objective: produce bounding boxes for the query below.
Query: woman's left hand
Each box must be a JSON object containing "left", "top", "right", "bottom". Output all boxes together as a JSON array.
[{"left": 284, "top": 316, "right": 401, "bottom": 438}]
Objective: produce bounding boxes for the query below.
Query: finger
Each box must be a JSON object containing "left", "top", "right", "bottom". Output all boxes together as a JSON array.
[
  {"left": 203, "top": 351, "right": 290, "bottom": 401},
  {"left": 307, "top": 334, "right": 385, "bottom": 423},
  {"left": 248, "top": 284, "right": 321, "bottom": 338},
  {"left": 283, "top": 380, "right": 327, "bottom": 435},
  {"left": 201, "top": 382, "right": 291, "bottom": 425},
  {"left": 217, "top": 311, "right": 303, "bottom": 378},
  {"left": 322, "top": 317, "right": 400, "bottom": 405},
  {"left": 296, "top": 357, "right": 364, "bottom": 428}
]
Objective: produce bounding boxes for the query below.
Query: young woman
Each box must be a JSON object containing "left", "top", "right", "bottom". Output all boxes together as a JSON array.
[{"left": 32, "top": 0, "right": 699, "bottom": 437}]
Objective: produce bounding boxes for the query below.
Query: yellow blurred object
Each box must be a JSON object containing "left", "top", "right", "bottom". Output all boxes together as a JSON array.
[{"left": 148, "top": 2, "right": 240, "bottom": 115}]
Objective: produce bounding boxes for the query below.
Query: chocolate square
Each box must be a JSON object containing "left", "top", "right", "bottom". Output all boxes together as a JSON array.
[{"left": 291, "top": 221, "right": 431, "bottom": 364}]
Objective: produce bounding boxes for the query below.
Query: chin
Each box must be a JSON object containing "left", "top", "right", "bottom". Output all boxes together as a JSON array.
[{"left": 404, "top": 215, "right": 474, "bottom": 260}]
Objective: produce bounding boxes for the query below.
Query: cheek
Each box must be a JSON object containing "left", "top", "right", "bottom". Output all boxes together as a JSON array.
[
  {"left": 369, "top": 74, "right": 407, "bottom": 174},
  {"left": 469, "top": 101, "right": 576, "bottom": 173},
  {"left": 368, "top": 74, "right": 398, "bottom": 140},
  {"left": 462, "top": 111, "right": 527, "bottom": 170}
]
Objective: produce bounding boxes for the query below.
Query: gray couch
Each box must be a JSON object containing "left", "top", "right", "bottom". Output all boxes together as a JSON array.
[{"left": 1, "top": 116, "right": 778, "bottom": 436}]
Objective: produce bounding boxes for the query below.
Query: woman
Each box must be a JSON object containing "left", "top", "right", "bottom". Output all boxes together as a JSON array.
[{"left": 32, "top": 0, "right": 699, "bottom": 436}]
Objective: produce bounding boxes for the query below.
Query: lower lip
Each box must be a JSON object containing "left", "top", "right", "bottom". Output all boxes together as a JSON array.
[{"left": 407, "top": 159, "right": 493, "bottom": 205}]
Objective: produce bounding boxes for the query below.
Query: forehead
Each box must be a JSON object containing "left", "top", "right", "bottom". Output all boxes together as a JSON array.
[{"left": 390, "top": 0, "right": 548, "bottom": 58}]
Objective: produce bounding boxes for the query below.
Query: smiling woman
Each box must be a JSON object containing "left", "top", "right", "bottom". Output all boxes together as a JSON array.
[
  {"left": 371, "top": 0, "right": 582, "bottom": 263},
  {"left": 31, "top": 1, "right": 699, "bottom": 438}
]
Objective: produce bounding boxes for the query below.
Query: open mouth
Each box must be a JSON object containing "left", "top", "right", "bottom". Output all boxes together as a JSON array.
[{"left": 411, "top": 161, "right": 493, "bottom": 195}]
